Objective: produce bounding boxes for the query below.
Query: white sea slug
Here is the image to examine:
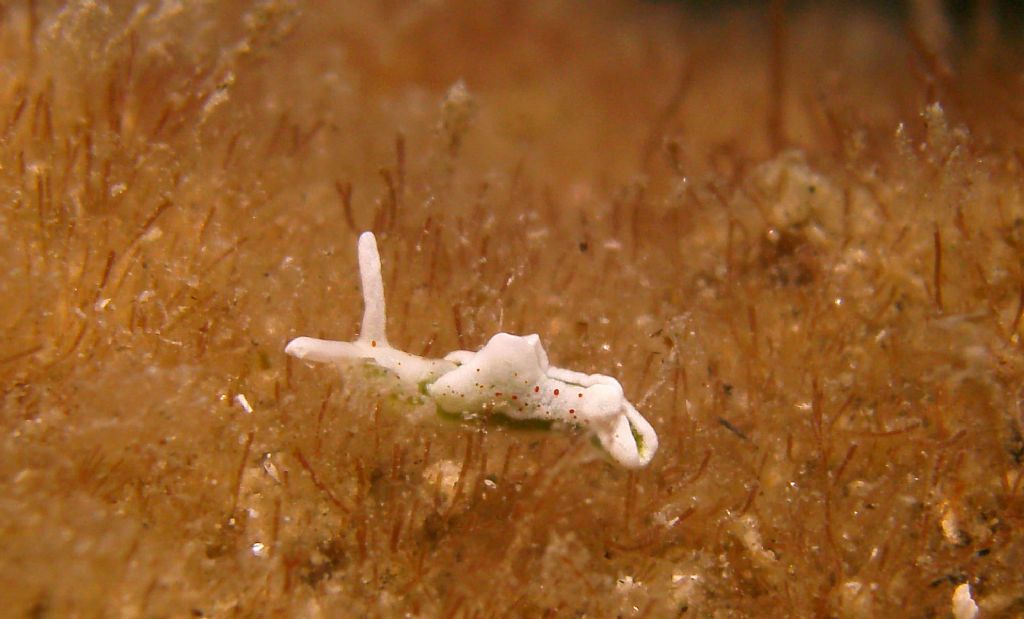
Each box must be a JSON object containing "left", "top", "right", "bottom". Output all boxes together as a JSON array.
[{"left": 286, "top": 232, "right": 658, "bottom": 468}]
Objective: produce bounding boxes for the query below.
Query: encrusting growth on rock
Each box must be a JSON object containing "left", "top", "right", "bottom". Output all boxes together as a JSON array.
[{"left": 286, "top": 232, "right": 659, "bottom": 468}]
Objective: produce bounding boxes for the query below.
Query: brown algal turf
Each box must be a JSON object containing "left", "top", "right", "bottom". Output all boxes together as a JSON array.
[{"left": 1, "top": 1, "right": 1023, "bottom": 617}]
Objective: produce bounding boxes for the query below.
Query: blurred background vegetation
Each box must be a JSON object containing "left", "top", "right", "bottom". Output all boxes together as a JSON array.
[{"left": 1, "top": 1, "right": 1022, "bottom": 617}]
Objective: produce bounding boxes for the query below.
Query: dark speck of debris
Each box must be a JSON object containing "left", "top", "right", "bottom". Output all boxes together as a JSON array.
[{"left": 718, "top": 417, "right": 748, "bottom": 441}]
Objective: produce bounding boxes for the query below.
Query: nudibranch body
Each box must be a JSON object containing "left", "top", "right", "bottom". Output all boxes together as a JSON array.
[{"left": 285, "top": 232, "right": 658, "bottom": 468}]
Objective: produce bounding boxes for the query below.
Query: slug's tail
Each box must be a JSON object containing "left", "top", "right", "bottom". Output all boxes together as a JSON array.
[
  {"left": 596, "top": 402, "right": 659, "bottom": 468},
  {"left": 622, "top": 402, "right": 658, "bottom": 466}
]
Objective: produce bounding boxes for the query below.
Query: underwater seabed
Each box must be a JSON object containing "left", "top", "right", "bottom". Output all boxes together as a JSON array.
[{"left": 1, "top": 1, "right": 1022, "bottom": 617}]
